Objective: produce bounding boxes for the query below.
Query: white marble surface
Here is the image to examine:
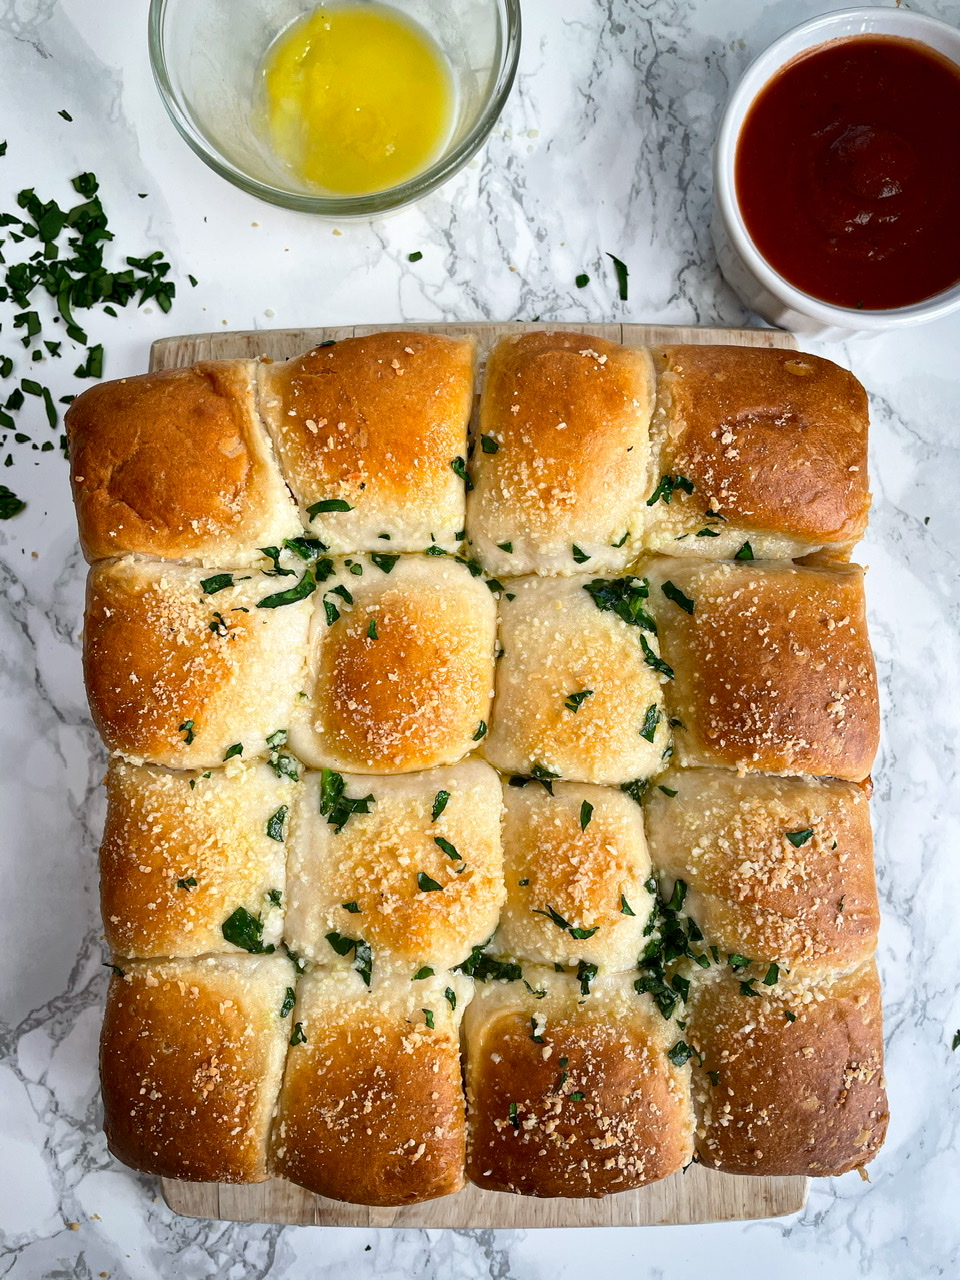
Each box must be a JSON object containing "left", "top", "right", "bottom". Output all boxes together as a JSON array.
[{"left": 1, "top": 0, "right": 959, "bottom": 1276}]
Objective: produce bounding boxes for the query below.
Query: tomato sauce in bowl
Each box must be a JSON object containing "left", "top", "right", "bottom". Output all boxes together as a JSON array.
[{"left": 735, "top": 36, "right": 960, "bottom": 311}]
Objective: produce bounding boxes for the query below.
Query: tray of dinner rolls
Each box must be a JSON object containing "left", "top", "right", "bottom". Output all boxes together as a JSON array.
[{"left": 68, "top": 321, "right": 888, "bottom": 1228}]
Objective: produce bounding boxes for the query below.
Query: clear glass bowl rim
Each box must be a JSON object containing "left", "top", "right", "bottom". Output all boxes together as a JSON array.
[{"left": 147, "top": 0, "right": 522, "bottom": 216}]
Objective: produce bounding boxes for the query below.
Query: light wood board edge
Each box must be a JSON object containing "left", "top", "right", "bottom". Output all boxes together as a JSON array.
[
  {"left": 150, "top": 320, "right": 797, "bottom": 370},
  {"left": 151, "top": 318, "right": 804, "bottom": 1228}
]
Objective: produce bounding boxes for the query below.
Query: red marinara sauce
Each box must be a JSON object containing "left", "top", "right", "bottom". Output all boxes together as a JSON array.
[{"left": 735, "top": 36, "right": 960, "bottom": 310}]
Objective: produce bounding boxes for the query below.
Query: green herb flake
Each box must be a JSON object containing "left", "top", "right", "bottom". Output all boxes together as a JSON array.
[
  {"left": 366, "top": 617, "right": 378, "bottom": 640},
  {"left": 762, "top": 962, "right": 780, "bottom": 986},
  {"left": 660, "top": 580, "right": 695, "bottom": 614},
  {"left": 413, "top": 966, "right": 435, "bottom": 980},
  {"left": 431, "top": 790, "right": 450, "bottom": 821},
  {"left": 564, "top": 689, "right": 593, "bottom": 714},
  {"left": 289, "top": 1021, "right": 307, "bottom": 1045},
  {"left": 0, "top": 485, "right": 26, "bottom": 519},
  {"left": 579, "top": 800, "right": 593, "bottom": 831},
  {"left": 569, "top": 1090, "right": 586, "bottom": 1101},
  {"left": 223, "top": 742, "right": 243, "bottom": 761},
  {"left": 572, "top": 544, "right": 590, "bottom": 564},
  {"left": 583, "top": 575, "right": 656, "bottom": 632},
  {"left": 370, "top": 552, "right": 399, "bottom": 574},
  {"left": 620, "top": 778, "right": 647, "bottom": 806},
  {"left": 639, "top": 703, "right": 662, "bottom": 743},
  {"left": 280, "top": 987, "right": 296, "bottom": 1018},
  {"left": 577, "top": 959, "right": 598, "bottom": 995},
  {"left": 266, "top": 805, "right": 288, "bottom": 842},
  {"left": 450, "top": 456, "right": 473, "bottom": 490},
  {"left": 658, "top": 785, "right": 678, "bottom": 797},
  {"left": 418, "top": 871, "right": 443, "bottom": 893},
  {"left": 472, "top": 721, "right": 487, "bottom": 741},
  {"left": 307, "top": 498, "right": 354, "bottom": 518},
  {"left": 341, "top": 901, "right": 361, "bottom": 913},
  {"left": 200, "top": 573, "right": 234, "bottom": 595},
  {"left": 646, "top": 474, "right": 695, "bottom": 507},
  {"left": 575, "top": 272, "right": 590, "bottom": 288},
  {"left": 639, "top": 634, "right": 674, "bottom": 679},
  {"left": 530, "top": 762, "right": 561, "bottom": 794},
  {"left": 222, "top": 906, "right": 274, "bottom": 954},
  {"left": 319, "top": 768, "right": 374, "bottom": 833},
  {"left": 620, "top": 894, "right": 635, "bottom": 916},
  {"left": 667, "top": 1040, "right": 692, "bottom": 1066},
  {"left": 508, "top": 1101, "right": 519, "bottom": 1129},
  {"left": 176, "top": 876, "right": 197, "bottom": 891},
  {"left": 497, "top": 541, "right": 513, "bottom": 553},
  {"left": 707, "top": 1070, "right": 720, "bottom": 1086},
  {"left": 408, "top": 250, "right": 423, "bottom": 262},
  {"left": 59, "top": 109, "right": 73, "bottom": 121},
  {"left": 606, "top": 252, "right": 629, "bottom": 300},
  {"left": 178, "top": 720, "right": 195, "bottom": 744},
  {"left": 434, "top": 835, "right": 461, "bottom": 862},
  {"left": 324, "top": 931, "right": 372, "bottom": 985},
  {"left": 695, "top": 527, "right": 720, "bottom": 538},
  {"left": 735, "top": 541, "right": 755, "bottom": 561},
  {"left": 445, "top": 987, "right": 457, "bottom": 1010},
  {"left": 666, "top": 879, "right": 687, "bottom": 912},
  {"left": 480, "top": 433, "right": 499, "bottom": 454},
  {"left": 422, "top": 1008, "right": 435, "bottom": 1029},
  {"left": 257, "top": 568, "right": 317, "bottom": 609},
  {"left": 786, "top": 828, "right": 814, "bottom": 848}
]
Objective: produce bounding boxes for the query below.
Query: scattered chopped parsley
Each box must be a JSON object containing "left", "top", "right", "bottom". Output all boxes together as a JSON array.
[
  {"left": 279, "top": 987, "right": 296, "bottom": 1018},
  {"left": 431, "top": 790, "right": 450, "bottom": 821},
  {"left": 222, "top": 906, "right": 275, "bottom": 954},
  {"left": 784, "top": 1009, "right": 797, "bottom": 1022},
  {"left": 319, "top": 769, "right": 374, "bottom": 833},
  {"left": 366, "top": 617, "right": 378, "bottom": 640},
  {"left": 223, "top": 742, "right": 243, "bottom": 761},
  {"left": 434, "top": 836, "right": 461, "bottom": 862},
  {"left": 266, "top": 805, "right": 288, "bottom": 842},
  {"left": 480, "top": 433, "right": 499, "bottom": 454},
  {"left": 763, "top": 962, "right": 780, "bottom": 986},
  {"left": 200, "top": 573, "right": 235, "bottom": 595},
  {"left": 455, "top": 943, "right": 522, "bottom": 983},
  {"left": 620, "top": 894, "right": 635, "bottom": 916},
  {"left": 620, "top": 778, "right": 647, "bottom": 806},
  {"left": 422, "top": 1008, "right": 435, "bottom": 1029},
  {"left": 583, "top": 575, "right": 656, "bottom": 631},
  {"left": 0, "top": 485, "right": 26, "bottom": 519},
  {"left": 606, "top": 252, "right": 629, "bottom": 300},
  {"left": 445, "top": 987, "right": 457, "bottom": 1010},
  {"left": 695, "top": 527, "right": 720, "bottom": 538},
  {"left": 660, "top": 580, "right": 695, "bottom": 614},
  {"left": 408, "top": 250, "right": 423, "bottom": 262},
  {"left": 532, "top": 903, "right": 599, "bottom": 940},
  {"left": 646, "top": 474, "right": 694, "bottom": 507},
  {"left": 735, "top": 541, "right": 755, "bottom": 561},
  {"left": 640, "top": 703, "right": 662, "bottom": 743},
  {"left": 472, "top": 721, "right": 487, "bottom": 741},
  {"left": 569, "top": 1090, "right": 585, "bottom": 1102},
  {"left": 667, "top": 1040, "right": 692, "bottom": 1066},
  {"left": 412, "top": 966, "right": 435, "bottom": 980},
  {"left": 176, "top": 876, "right": 197, "bottom": 891},
  {"left": 307, "top": 498, "right": 353, "bottom": 518},
  {"left": 579, "top": 799, "right": 593, "bottom": 831},
  {"left": 289, "top": 1021, "right": 307, "bottom": 1045},
  {"left": 575, "top": 273, "right": 590, "bottom": 288},
  {"left": 707, "top": 1070, "right": 721, "bottom": 1086},
  {"left": 497, "top": 541, "right": 513, "bottom": 552},
  {"left": 283, "top": 535, "right": 328, "bottom": 561},
  {"left": 259, "top": 545, "right": 295, "bottom": 576},
  {"left": 370, "top": 552, "right": 399, "bottom": 574},
  {"left": 450, "top": 456, "right": 473, "bottom": 490},
  {"left": 508, "top": 1101, "right": 519, "bottom": 1129},
  {"left": 256, "top": 568, "right": 317, "bottom": 609},
  {"left": 784, "top": 828, "right": 815, "bottom": 849},
  {"left": 658, "top": 785, "right": 678, "bottom": 797},
  {"left": 417, "top": 871, "right": 443, "bottom": 892},
  {"left": 564, "top": 689, "right": 593, "bottom": 714},
  {"left": 341, "top": 901, "right": 361, "bottom": 913},
  {"left": 325, "top": 931, "right": 372, "bottom": 985},
  {"left": 572, "top": 544, "right": 590, "bottom": 563},
  {"left": 178, "top": 720, "right": 195, "bottom": 744},
  {"left": 639, "top": 634, "right": 674, "bottom": 679},
  {"left": 531, "top": 763, "right": 560, "bottom": 795}
]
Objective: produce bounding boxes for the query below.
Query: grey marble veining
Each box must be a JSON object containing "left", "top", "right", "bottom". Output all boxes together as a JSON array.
[{"left": 1, "top": 0, "right": 959, "bottom": 1276}]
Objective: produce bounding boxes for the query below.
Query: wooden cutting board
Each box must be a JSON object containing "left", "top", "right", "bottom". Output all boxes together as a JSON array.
[{"left": 150, "top": 320, "right": 806, "bottom": 1228}]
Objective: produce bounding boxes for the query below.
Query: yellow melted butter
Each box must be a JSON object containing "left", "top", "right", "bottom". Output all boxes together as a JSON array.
[{"left": 260, "top": 3, "right": 455, "bottom": 196}]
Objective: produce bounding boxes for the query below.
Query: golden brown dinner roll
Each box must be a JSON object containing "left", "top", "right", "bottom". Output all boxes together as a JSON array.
[
  {"left": 482, "top": 573, "right": 670, "bottom": 784},
  {"left": 285, "top": 760, "right": 504, "bottom": 976},
  {"left": 644, "top": 768, "right": 879, "bottom": 977},
  {"left": 466, "top": 332, "right": 655, "bottom": 576},
  {"left": 83, "top": 559, "right": 312, "bottom": 769},
  {"left": 686, "top": 961, "right": 888, "bottom": 1176},
  {"left": 645, "top": 557, "right": 879, "bottom": 780},
  {"left": 287, "top": 553, "right": 496, "bottom": 773},
  {"left": 495, "top": 781, "right": 655, "bottom": 971},
  {"left": 101, "top": 759, "right": 297, "bottom": 959},
  {"left": 67, "top": 361, "right": 300, "bottom": 565},
  {"left": 100, "top": 954, "right": 294, "bottom": 1182},
  {"left": 643, "top": 346, "right": 870, "bottom": 559},
  {"left": 463, "top": 968, "right": 694, "bottom": 1197},
  {"left": 272, "top": 968, "right": 472, "bottom": 1205},
  {"left": 258, "top": 331, "right": 475, "bottom": 552}
]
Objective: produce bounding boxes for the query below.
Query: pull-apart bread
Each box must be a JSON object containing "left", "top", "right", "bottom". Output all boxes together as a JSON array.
[{"left": 72, "top": 329, "right": 886, "bottom": 1205}]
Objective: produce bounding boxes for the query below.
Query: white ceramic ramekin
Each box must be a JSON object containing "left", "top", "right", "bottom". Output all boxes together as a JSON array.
[{"left": 712, "top": 7, "right": 960, "bottom": 340}]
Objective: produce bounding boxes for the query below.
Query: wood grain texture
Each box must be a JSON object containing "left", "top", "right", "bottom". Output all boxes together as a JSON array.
[{"left": 151, "top": 320, "right": 805, "bottom": 1228}]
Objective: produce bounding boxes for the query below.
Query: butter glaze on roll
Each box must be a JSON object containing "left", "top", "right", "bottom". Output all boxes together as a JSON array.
[
  {"left": 644, "top": 768, "right": 879, "bottom": 977},
  {"left": 83, "top": 559, "right": 312, "bottom": 769},
  {"left": 100, "top": 955, "right": 292, "bottom": 1183},
  {"left": 495, "top": 781, "right": 656, "bottom": 971},
  {"left": 644, "top": 346, "right": 870, "bottom": 559},
  {"left": 258, "top": 331, "right": 475, "bottom": 552},
  {"left": 101, "top": 760, "right": 295, "bottom": 959},
  {"left": 66, "top": 361, "right": 300, "bottom": 566},
  {"left": 287, "top": 554, "right": 496, "bottom": 774},
  {"left": 272, "top": 969, "right": 472, "bottom": 1206},
  {"left": 483, "top": 573, "right": 670, "bottom": 784},
  {"left": 466, "top": 332, "right": 655, "bottom": 576},
  {"left": 686, "top": 961, "right": 888, "bottom": 1176},
  {"left": 463, "top": 969, "right": 694, "bottom": 1197},
  {"left": 645, "top": 557, "right": 879, "bottom": 780},
  {"left": 285, "top": 760, "right": 504, "bottom": 975}
]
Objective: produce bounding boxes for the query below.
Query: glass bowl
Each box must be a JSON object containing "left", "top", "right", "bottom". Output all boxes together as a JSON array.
[{"left": 148, "top": 0, "right": 521, "bottom": 216}]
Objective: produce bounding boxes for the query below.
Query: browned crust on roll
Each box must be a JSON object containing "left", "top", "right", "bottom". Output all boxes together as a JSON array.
[
  {"left": 463, "top": 974, "right": 693, "bottom": 1198},
  {"left": 83, "top": 560, "right": 310, "bottom": 768},
  {"left": 66, "top": 360, "right": 298, "bottom": 563},
  {"left": 258, "top": 331, "right": 474, "bottom": 548},
  {"left": 644, "top": 768, "right": 880, "bottom": 977},
  {"left": 653, "top": 346, "right": 870, "bottom": 547},
  {"left": 100, "top": 956, "right": 291, "bottom": 1182},
  {"left": 272, "top": 972, "right": 468, "bottom": 1205},
  {"left": 467, "top": 332, "right": 654, "bottom": 574},
  {"left": 647, "top": 558, "right": 880, "bottom": 780},
  {"left": 686, "top": 962, "right": 888, "bottom": 1176}
]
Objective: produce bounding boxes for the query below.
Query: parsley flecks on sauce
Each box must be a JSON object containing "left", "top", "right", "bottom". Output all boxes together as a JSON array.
[
  {"left": 455, "top": 944, "right": 521, "bottom": 983},
  {"left": 431, "top": 790, "right": 450, "bottom": 821},
  {"left": 531, "top": 903, "right": 599, "bottom": 940},
  {"left": 583, "top": 576, "right": 656, "bottom": 632},
  {"left": 280, "top": 987, "right": 296, "bottom": 1018},
  {"left": 417, "top": 871, "right": 443, "bottom": 892},
  {"left": 480, "top": 433, "right": 499, "bottom": 454},
  {"left": 639, "top": 703, "right": 661, "bottom": 742},
  {"left": 319, "top": 769, "right": 374, "bottom": 833},
  {"left": 579, "top": 800, "right": 593, "bottom": 831},
  {"left": 266, "top": 805, "right": 288, "bottom": 842},
  {"left": 222, "top": 906, "right": 275, "bottom": 954},
  {"left": 289, "top": 1021, "right": 307, "bottom": 1045},
  {"left": 564, "top": 689, "right": 593, "bottom": 714},
  {"left": 307, "top": 498, "right": 353, "bottom": 518},
  {"left": 434, "top": 835, "right": 461, "bottom": 862},
  {"left": 325, "top": 931, "right": 372, "bottom": 985},
  {"left": 786, "top": 828, "right": 814, "bottom": 847},
  {"left": 412, "top": 966, "right": 434, "bottom": 980},
  {"left": 646, "top": 474, "right": 694, "bottom": 507},
  {"left": 256, "top": 568, "right": 318, "bottom": 609},
  {"left": 370, "top": 551, "right": 399, "bottom": 574},
  {"left": 660, "top": 580, "right": 695, "bottom": 614},
  {"left": 450, "top": 456, "right": 473, "bottom": 490}
]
